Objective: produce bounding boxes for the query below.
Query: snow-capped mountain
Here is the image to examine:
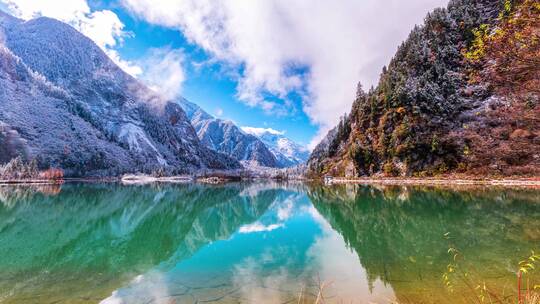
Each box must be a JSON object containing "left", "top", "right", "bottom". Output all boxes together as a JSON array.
[
  {"left": 241, "top": 127, "right": 310, "bottom": 167},
  {"left": 178, "top": 99, "right": 279, "bottom": 167},
  {"left": 0, "top": 10, "right": 239, "bottom": 176}
]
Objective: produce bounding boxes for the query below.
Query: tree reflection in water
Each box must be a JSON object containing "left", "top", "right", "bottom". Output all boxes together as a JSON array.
[
  {"left": 0, "top": 183, "right": 538, "bottom": 304},
  {"left": 308, "top": 184, "right": 540, "bottom": 304}
]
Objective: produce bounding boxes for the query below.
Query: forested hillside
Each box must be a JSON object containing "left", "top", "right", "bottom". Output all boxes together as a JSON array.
[{"left": 308, "top": 0, "right": 539, "bottom": 178}]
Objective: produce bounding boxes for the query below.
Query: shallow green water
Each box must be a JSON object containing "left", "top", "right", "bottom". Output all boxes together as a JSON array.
[{"left": 0, "top": 183, "right": 538, "bottom": 304}]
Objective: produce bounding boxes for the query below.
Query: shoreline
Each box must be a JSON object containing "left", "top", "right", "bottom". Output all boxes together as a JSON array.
[
  {"left": 0, "top": 179, "right": 64, "bottom": 185},
  {"left": 327, "top": 177, "right": 540, "bottom": 187},
  {"left": 0, "top": 177, "right": 119, "bottom": 186},
  {"left": 1, "top": 176, "right": 540, "bottom": 188}
]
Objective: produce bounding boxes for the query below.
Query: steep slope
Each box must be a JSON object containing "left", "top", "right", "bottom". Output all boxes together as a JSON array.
[
  {"left": 308, "top": 0, "right": 539, "bottom": 178},
  {"left": 0, "top": 44, "right": 134, "bottom": 175},
  {"left": 242, "top": 127, "right": 310, "bottom": 167},
  {"left": 0, "top": 11, "right": 239, "bottom": 175},
  {"left": 178, "top": 99, "right": 279, "bottom": 167}
]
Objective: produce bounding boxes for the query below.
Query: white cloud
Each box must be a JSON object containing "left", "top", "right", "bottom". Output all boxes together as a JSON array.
[
  {"left": 106, "top": 49, "right": 143, "bottom": 77},
  {"left": 79, "top": 10, "right": 123, "bottom": 49},
  {"left": 215, "top": 107, "right": 224, "bottom": 117},
  {"left": 238, "top": 222, "right": 283, "bottom": 233},
  {"left": 2, "top": 0, "right": 90, "bottom": 20},
  {"left": 139, "top": 48, "right": 185, "bottom": 100},
  {"left": 122, "top": 0, "right": 447, "bottom": 145},
  {"left": 100, "top": 272, "right": 171, "bottom": 304},
  {"left": 241, "top": 126, "right": 285, "bottom": 137},
  {"left": 1, "top": 0, "right": 142, "bottom": 77},
  {"left": 276, "top": 198, "right": 293, "bottom": 221}
]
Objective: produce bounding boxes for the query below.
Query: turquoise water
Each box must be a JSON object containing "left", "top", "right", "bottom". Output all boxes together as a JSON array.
[{"left": 0, "top": 183, "right": 538, "bottom": 303}]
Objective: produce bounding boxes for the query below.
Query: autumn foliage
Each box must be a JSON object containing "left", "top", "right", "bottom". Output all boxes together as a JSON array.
[
  {"left": 459, "top": 0, "right": 540, "bottom": 176},
  {"left": 39, "top": 168, "right": 64, "bottom": 181},
  {"left": 0, "top": 158, "right": 64, "bottom": 181},
  {"left": 467, "top": 0, "right": 540, "bottom": 98}
]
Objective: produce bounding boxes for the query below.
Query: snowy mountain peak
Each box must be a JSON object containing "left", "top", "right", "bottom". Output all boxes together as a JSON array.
[
  {"left": 177, "top": 98, "right": 213, "bottom": 122},
  {"left": 178, "top": 99, "right": 280, "bottom": 168},
  {"left": 178, "top": 99, "right": 308, "bottom": 168},
  {"left": 240, "top": 127, "right": 284, "bottom": 137},
  {"left": 241, "top": 127, "right": 309, "bottom": 167}
]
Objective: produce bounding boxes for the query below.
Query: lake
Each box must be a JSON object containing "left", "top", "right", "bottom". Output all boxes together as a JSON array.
[{"left": 0, "top": 182, "right": 538, "bottom": 304}]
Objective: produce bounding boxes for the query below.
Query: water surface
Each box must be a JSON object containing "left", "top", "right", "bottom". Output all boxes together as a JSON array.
[{"left": 0, "top": 182, "right": 538, "bottom": 303}]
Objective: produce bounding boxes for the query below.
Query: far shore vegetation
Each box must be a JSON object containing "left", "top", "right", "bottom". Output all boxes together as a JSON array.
[{"left": 0, "top": 157, "right": 63, "bottom": 182}]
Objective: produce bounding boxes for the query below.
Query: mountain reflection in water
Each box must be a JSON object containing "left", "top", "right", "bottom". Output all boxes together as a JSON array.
[{"left": 0, "top": 183, "right": 538, "bottom": 304}]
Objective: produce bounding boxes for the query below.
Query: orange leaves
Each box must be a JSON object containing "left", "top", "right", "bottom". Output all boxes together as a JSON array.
[
  {"left": 469, "top": 0, "right": 540, "bottom": 98},
  {"left": 40, "top": 168, "right": 64, "bottom": 181}
]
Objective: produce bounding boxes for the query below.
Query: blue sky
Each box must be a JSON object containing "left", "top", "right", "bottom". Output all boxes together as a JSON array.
[{"left": 0, "top": 0, "right": 448, "bottom": 147}]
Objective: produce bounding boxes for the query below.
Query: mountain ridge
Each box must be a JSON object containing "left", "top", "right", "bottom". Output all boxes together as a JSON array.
[
  {"left": 178, "top": 99, "right": 310, "bottom": 168},
  {"left": 241, "top": 127, "right": 310, "bottom": 168},
  {"left": 0, "top": 10, "right": 240, "bottom": 176},
  {"left": 178, "top": 99, "right": 282, "bottom": 168}
]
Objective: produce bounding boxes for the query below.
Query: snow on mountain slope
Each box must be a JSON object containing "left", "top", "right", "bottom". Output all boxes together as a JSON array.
[
  {"left": 241, "top": 127, "right": 310, "bottom": 167},
  {"left": 0, "top": 10, "right": 239, "bottom": 175},
  {"left": 178, "top": 99, "right": 279, "bottom": 168},
  {"left": 0, "top": 44, "right": 134, "bottom": 175}
]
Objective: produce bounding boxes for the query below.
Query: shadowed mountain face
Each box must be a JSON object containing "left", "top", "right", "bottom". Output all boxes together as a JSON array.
[
  {"left": 0, "top": 183, "right": 277, "bottom": 303},
  {"left": 308, "top": 185, "right": 540, "bottom": 304},
  {"left": 0, "top": 11, "right": 239, "bottom": 175}
]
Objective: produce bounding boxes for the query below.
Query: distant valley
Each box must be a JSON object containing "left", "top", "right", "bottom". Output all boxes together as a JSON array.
[{"left": 179, "top": 99, "right": 308, "bottom": 169}]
